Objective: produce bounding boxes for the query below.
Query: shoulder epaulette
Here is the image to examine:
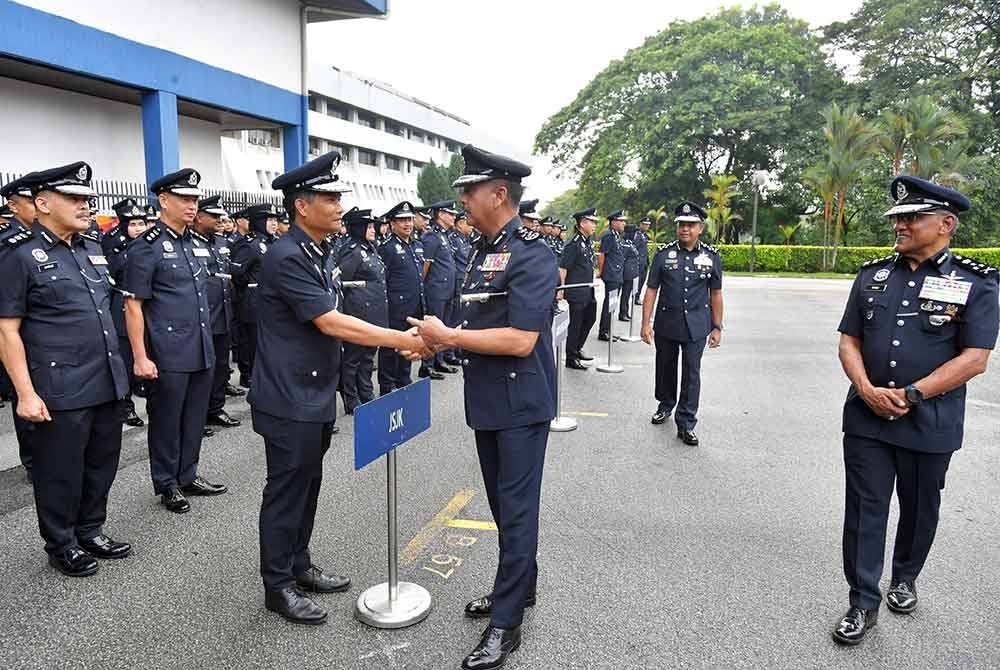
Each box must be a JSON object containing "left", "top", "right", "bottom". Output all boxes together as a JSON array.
[
  {"left": 702, "top": 242, "right": 719, "bottom": 254},
  {"left": 80, "top": 230, "right": 100, "bottom": 243},
  {"left": 860, "top": 254, "right": 895, "bottom": 269},
  {"left": 0, "top": 221, "right": 10, "bottom": 234},
  {"left": 143, "top": 226, "right": 161, "bottom": 243},
  {"left": 6, "top": 229, "right": 34, "bottom": 247},
  {"left": 515, "top": 226, "right": 540, "bottom": 242},
  {"left": 655, "top": 243, "right": 668, "bottom": 252},
  {"left": 953, "top": 254, "right": 998, "bottom": 277}
]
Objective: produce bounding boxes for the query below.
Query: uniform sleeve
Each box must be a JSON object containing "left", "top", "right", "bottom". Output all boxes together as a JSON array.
[
  {"left": 710, "top": 254, "right": 723, "bottom": 290},
  {"left": 646, "top": 252, "right": 662, "bottom": 289},
  {"left": 837, "top": 272, "right": 865, "bottom": 337},
  {"left": 229, "top": 240, "right": 251, "bottom": 284},
  {"left": 558, "top": 240, "right": 579, "bottom": 270},
  {"left": 599, "top": 233, "right": 613, "bottom": 254},
  {"left": 507, "top": 244, "right": 557, "bottom": 332},
  {"left": 421, "top": 233, "right": 440, "bottom": 262},
  {"left": 274, "top": 253, "right": 337, "bottom": 323},
  {"left": 124, "top": 240, "right": 155, "bottom": 300},
  {"left": 958, "top": 275, "right": 1000, "bottom": 349},
  {"left": 377, "top": 243, "right": 391, "bottom": 268},
  {"left": 0, "top": 252, "right": 28, "bottom": 318},
  {"left": 337, "top": 248, "right": 362, "bottom": 281}
]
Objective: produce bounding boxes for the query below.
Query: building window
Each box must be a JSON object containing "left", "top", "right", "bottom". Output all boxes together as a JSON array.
[
  {"left": 327, "top": 102, "right": 348, "bottom": 120},
  {"left": 358, "top": 149, "right": 377, "bottom": 166},
  {"left": 446, "top": 140, "right": 459, "bottom": 152},
  {"left": 309, "top": 137, "right": 324, "bottom": 156},
  {"left": 308, "top": 94, "right": 322, "bottom": 112},
  {"left": 357, "top": 112, "right": 376, "bottom": 129},
  {"left": 248, "top": 129, "right": 281, "bottom": 148},
  {"left": 410, "top": 131, "right": 424, "bottom": 144},
  {"left": 385, "top": 120, "right": 405, "bottom": 137},
  {"left": 385, "top": 155, "right": 401, "bottom": 171}
]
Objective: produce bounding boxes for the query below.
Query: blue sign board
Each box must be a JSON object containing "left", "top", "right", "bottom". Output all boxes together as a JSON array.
[{"left": 354, "top": 378, "right": 432, "bottom": 470}]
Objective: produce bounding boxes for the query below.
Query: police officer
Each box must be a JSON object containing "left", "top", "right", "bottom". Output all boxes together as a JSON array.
[
  {"left": 192, "top": 195, "right": 240, "bottom": 429},
  {"left": 519, "top": 199, "right": 541, "bottom": 232},
  {"left": 103, "top": 198, "right": 150, "bottom": 428},
  {"left": 252, "top": 151, "right": 428, "bottom": 625},
  {"left": 618, "top": 222, "right": 641, "bottom": 320},
  {"left": 549, "top": 219, "right": 565, "bottom": 258},
  {"left": 831, "top": 176, "right": 998, "bottom": 645},
  {"left": 409, "top": 145, "right": 558, "bottom": 670},
  {"left": 145, "top": 203, "right": 160, "bottom": 225},
  {"left": 444, "top": 211, "right": 474, "bottom": 367},
  {"left": 640, "top": 202, "right": 723, "bottom": 446},
  {"left": 634, "top": 216, "right": 652, "bottom": 305},
  {"left": 275, "top": 210, "right": 290, "bottom": 238},
  {"left": 230, "top": 203, "right": 279, "bottom": 388},
  {"left": 561, "top": 208, "right": 600, "bottom": 370},
  {"left": 419, "top": 200, "right": 459, "bottom": 377},
  {"left": 337, "top": 207, "right": 388, "bottom": 413},
  {"left": 377, "top": 201, "right": 425, "bottom": 395},
  {"left": 597, "top": 210, "right": 626, "bottom": 340},
  {"left": 0, "top": 162, "right": 132, "bottom": 576},
  {"left": 124, "top": 168, "right": 227, "bottom": 514},
  {"left": 412, "top": 205, "right": 430, "bottom": 241}
]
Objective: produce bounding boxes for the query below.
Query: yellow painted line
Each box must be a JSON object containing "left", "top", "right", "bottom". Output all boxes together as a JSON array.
[
  {"left": 400, "top": 488, "right": 476, "bottom": 564},
  {"left": 565, "top": 411, "right": 610, "bottom": 417},
  {"left": 446, "top": 519, "right": 498, "bottom": 531}
]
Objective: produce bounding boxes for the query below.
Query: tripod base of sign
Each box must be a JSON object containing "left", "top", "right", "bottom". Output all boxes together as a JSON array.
[
  {"left": 617, "top": 335, "right": 642, "bottom": 342},
  {"left": 354, "top": 581, "right": 432, "bottom": 629},
  {"left": 550, "top": 415, "right": 578, "bottom": 432},
  {"left": 596, "top": 363, "right": 624, "bottom": 373}
]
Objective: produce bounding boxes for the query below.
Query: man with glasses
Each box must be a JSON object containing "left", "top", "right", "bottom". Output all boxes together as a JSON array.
[{"left": 831, "top": 176, "right": 998, "bottom": 645}]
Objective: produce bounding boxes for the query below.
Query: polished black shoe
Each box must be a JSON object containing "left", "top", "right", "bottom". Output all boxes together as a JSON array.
[
  {"left": 331, "top": 425, "right": 340, "bottom": 435},
  {"left": 161, "top": 488, "right": 191, "bottom": 514},
  {"left": 295, "top": 565, "right": 351, "bottom": 593},
  {"left": 434, "top": 364, "right": 459, "bottom": 374},
  {"left": 48, "top": 547, "right": 99, "bottom": 577},
  {"left": 419, "top": 367, "right": 445, "bottom": 380},
  {"left": 206, "top": 410, "right": 241, "bottom": 427},
  {"left": 678, "top": 429, "right": 699, "bottom": 446},
  {"left": 464, "top": 592, "right": 536, "bottom": 619},
  {"left": 202, "top": 427, "right": 215, "bottom": 438},
  {"left": 597, "top": 334, "right": 610, "bottom": 341},
  {"left": 462, "top": 625, "right": 521, "bottom": 670},
  {"left": 651, "top": 409, "right": 669, "bottom": 425},
  {"left": 576, "top": 351, "right": 594, "bottom": 361},
  {"left": 79, "top": 534, "right": 132, "bottom": 559},
  {"left": 566, "top": 358, "right": 588, "bottom": 371},
  {"left": 886, "top": 580, "right": 918, "bottom": 614},
  {"left": 264, "top": 587, "right": 327, "bottom": 625},
  {"left": 618, "top": 315, "right": 631, "bottom": 322},
  {"left": 832, "top": 606, "right": 878, "bottom": 645},
  {"left": 225, "top": 383, "right": 246, "bottom": 397},
  {"left": 124, "top": 407, "right": 144, "bottom": 427},
  {"left": 180, "top": 476, "right": 228, "bottom": 496}
]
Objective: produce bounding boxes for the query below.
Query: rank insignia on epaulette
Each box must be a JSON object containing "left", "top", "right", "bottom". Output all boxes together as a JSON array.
[
  {"left": 143, "top": 227, "right": 161, "bottom": 243},
  {"left": 515, "top": 226, "right": 540, "bottom": 241},
  {"left": 6, "top": 230, "right": 34, "bottom": 247},
  {"left": 953, "top": 254, "right": 997, "bottom": 277}
]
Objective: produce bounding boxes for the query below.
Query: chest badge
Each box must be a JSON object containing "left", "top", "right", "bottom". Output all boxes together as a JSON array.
[
  {"left": 31, "top": 249, "right": 49, "bottom": 263},
  {"left": 873, "top": 268, "right": 891, "bottom": 282},
  {"left": 88, "top": 254, "right": 108, "bottom": 265},
  {"left": 482, "top": 252, "right": 512, "bottom": 272},
  {"left": 163, "top": 240, "right": 174, "bottom": 253},
  {"left": 668, "top": 250, "right": 677, "bottom": 259},
  {"left": 694, "top": 253, "right": 712, "bottom": 268},
  {"left": 259, "top": 242, "right": 268, "bottom": 254},
  {"left": 865, "top": 309, "right": 874, "bottom": 320}
]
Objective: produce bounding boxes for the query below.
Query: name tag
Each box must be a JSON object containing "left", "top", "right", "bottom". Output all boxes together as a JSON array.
[
  {"left": 192, "top": 248, "right": 211, "bottom": 258},
  {"left": 163, "top": 252, "right": 178, "bottom": 259},
  {"left": 482, "top": 253, "right": 511, "bottom": 272},
  {"left": 863, "top": 284, "right": 887, "bottom": 292},
  {"left": 88, "top": 255, "right": 108, "bottom": 265},
  {"left": 919, "top": 276, "right": 972, "bottom": 305},
  {"left": 219, "top": 247, "right": 230, "bottom": 255}
]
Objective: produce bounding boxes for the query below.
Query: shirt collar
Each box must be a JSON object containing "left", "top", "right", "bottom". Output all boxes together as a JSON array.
[
  {"left": 31, "top": 221, "right": 84, "bottom": 249},
  {"left": 289, "top": 223, "right": 328, "bottom": 259},
  {"left": 489, "top": 216, "right": 521, "bottom": 249}
]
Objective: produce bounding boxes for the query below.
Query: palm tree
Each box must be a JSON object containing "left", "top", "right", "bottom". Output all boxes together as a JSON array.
[
  {"left": 904, "top": 96, "right": 967, "bottom": 176},
  {"left": 802, "top": 163, "right": 837, "bottom": 269},
  {"left": 777, "top": 223, "right": 801, "bottom": 247},
  {"left": 703, "top": 174, "right": 738, "bottom": 243},
  {"left": 876, "top": 109, "right": 911, "bottom": 176}
]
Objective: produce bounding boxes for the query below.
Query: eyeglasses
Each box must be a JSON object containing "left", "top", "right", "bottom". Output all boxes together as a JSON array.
[{"left": 893, "top": 210, "right": 948, "bottom": 225}]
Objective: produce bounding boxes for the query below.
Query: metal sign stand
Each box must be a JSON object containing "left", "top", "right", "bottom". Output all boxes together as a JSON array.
[
  {"left": 619, "top": 279, "right": 641, "bottom": 343},
  {"left": 597, "top": 287, "right": 624, "bottom": 373},
  {"left": 549, "top": 305, "right": 577, "bottom": 432}
]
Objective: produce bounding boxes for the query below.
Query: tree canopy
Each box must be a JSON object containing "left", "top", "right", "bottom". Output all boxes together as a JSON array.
[{"left": 416, "top": 154, "right": 463, "bottom": 205}]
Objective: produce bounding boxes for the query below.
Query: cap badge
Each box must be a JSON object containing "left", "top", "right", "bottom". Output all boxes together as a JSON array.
[
  {"left": 188, "top": 172, "right": 199, "bottom": 186},
  {"left": 76, "top": 165, "right": 89, "bottom": 181},
  {"left": 32, "top": 249, "right": 49, "bottom": 263},
  {"left": 682, "top": 204, "right": 691, "bottom": 214},
  {"left": 895, "top": 182, "right": 908, "bottom": 201}
]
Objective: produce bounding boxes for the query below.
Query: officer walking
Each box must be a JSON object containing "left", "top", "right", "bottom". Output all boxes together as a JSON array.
[
  {"left": 560, "top": 208, "right": 600, "bottom": 370},
  {"left": 336, "top": 207, "right": 388, "bottom": 414},
  {"left": 0, "top": 163, "right": 132, "bottom": 576},
  {"left": 252, "top": 151, "right": 428, "bottom": 625},
  {"left": 230, "top": 203, "right": 279, "bottom": 388},
  {"left": 409, "top": 145, "right": 558, "bottom": 670},
  {"left": 640, "top": 202, "right": 723, "bottom": 446},
  {"left": 124, "top": 168, "right": 227, "bottom": 514},
  {"left": 618, "top": 223, "right": 641, "bottom": 321},
  {"left": 597, "top": 210, "right": 626, "bottom": 340},
  {"left": 633, "top": 216, "right": 652, "bottom": 305},
  {"left": 418, "top": 200, "right": 459, "bottom": 378},
  {"left": 830, "top": 176, "right": 998, "bottom": 645}
]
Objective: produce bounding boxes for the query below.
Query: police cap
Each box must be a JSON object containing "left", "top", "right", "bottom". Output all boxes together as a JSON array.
[
  {"left": 429, "top": 200, "right": 458, "bottom": 215},
  {"left": 113, "top": 198, "right": 146, "bottom": 222},
  {"left": 29, "top": 162, "right": 97, "bottom": 197},
  {"left": 150, "top": 168, "right": 202, "bottom": 197},
  {"left": 607, "top": 209, "right": 628, "bottom": 221},
  {"left": 572, "top": 207, "right": 600, "bottom": 224},
  {"left": 884, "top": 175, "right": 971, "bottom": 217},
  {"left": 674, "top": 201, "right": 708, "bottom": 223},
  {"left": 385, "top": 201, "right": 417, "bottom": 221},
  {"left": 343, "top": 206, "right": 376, "bottom": 238},
  {"left": 452, "top": 144, "right": 531, "bottom": 187},
  {"left": 198, "top": 195, "right": 227, "bottom": 217},
  {"left": 271, "top": 151, "right": 351, "bottom": 195},
  {"left": 1, "top": 175, "right": 35, "bottom": 200}
]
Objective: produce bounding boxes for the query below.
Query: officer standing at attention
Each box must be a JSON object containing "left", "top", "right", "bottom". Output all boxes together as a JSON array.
[
  {"left": 419, "top": 200, "right": 459, "bottom": 378},
  {"left": 518, "top": 199, "right": 541, "bottom": 232},
  {"left": 336, "top": 207, "right": 388, "bottom": 414},
  {"left": 192, "top": 195, "right": 241, "bottom": 429},
  {"left": 831, "top": 176, "right": 998, "bottom": 645},
  {"left": 412, "top": 205, "right": 430, "bottom": 242},
  {"left": 124, "top": 168, "right": 228, "bottom": 514},
  {"left": 633, "top": 216, "right": 652, "bottom": 306},
  {"left": 618, "top": 222, "right": 641, "bottom": 321},
  {"left": 230, "top": 203, "right": 279, "bottom": 388},
  {"left": 597, "top": 210, "right": 626, "bottom": 340},
  {"left": 252, "top": 151, "right": 428, "bottom": 625},
  {"left": 640, "top": 202, "right": 723, "bottom": 446},
  {"left": 560, "top": 208, "right": 600, "bottom": 370},
  {"left": 0, "top": 163, "right": 132, "bottom": 576},
  {"left": 409, "top": 145, "right": 558, "bottom": 670},
  {"left": 377, "top": 201, "right": 426, "bottom": 395}
]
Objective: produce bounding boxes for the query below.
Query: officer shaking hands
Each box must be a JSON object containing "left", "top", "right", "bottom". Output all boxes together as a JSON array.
[
  {"left": 831, "top": 176, "right": 998, "bottom": 646},
  {"left": 408, "top": 145, "right": 559, "bottom": 670}
]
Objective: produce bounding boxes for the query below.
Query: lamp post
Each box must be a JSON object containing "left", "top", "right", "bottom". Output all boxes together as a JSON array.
[{"left": 749, "top": 170, "right": 767, "bottom": 274}]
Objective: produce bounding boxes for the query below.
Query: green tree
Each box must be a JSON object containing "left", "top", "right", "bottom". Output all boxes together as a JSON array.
[
  {"left": 802, "top": 163, "right": 838, "bottom": 266},
  {"left": 777, "top": 222, "right": 801, "bottom": 246},
  {"left": 539, "top": 188, "right": 587, "bottom": 227},
  {"left": 703, "top": 174, "right": 738, "bottom": 243},
  {"left": 416, "top": 154, "right": 464, "bottom": 205}
]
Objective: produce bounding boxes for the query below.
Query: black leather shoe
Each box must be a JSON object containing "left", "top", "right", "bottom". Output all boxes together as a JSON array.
[
  {"left": 202, "top": 427, "right": 215, "bottom": 438},
  {"left": 48, "top": 547, "right": 99, "bottom": 577},
  {"left": 180, "top": 476, "right": 228, "bottom": 496},
  {"left": 576, "top": 351, "right": 594, "bottom": 361},
  {"left": 462, "top": 625, "right": 521, "bottom": 670},
  {"left": 832, "top": 606, "right": 878, "bottom": 645},
  {"left": 618, "top": 315, "right": 631, "bottom": 322},
  {"left": 566, "top": 358, "right": 588, "bottom": 371},
  {"left": 79, "top": 534, "right": 132, "bottom": 559},
  {"left": 225, "top": 383, "right": 246, "bottom": 397},
  {"left": 434, "top": 364, "right": 458, "bottom": 374},
  {"left": 207, "top": 410, "right": 241, "bottom": 427},
  {"left": 597, "top": 334, "right": 610, "bottom": 341},
  {"left": 124, "top": 407, "right": 144, "bottom": 427},
  {"left": 295, "top": 565, "right": 351, "bottom": 593},
  {"left": 678, "top": 429, "right": 699, "bottom": 446},
  {"left": 331, "top": 425, "right": 340, "bottom": 435},
  {"left": 161, "top": 488, "right": 191, "bottom": 513},
  {"left": 886, "top": 580, "right": 918, "bottom": 614},
  {"left": 651, "top": 409, "right": 669, "bottom": 425},
  {"left": 419, "top": 367, "right": 445, "bottom": 380},
  {"left": 264, "top": 587, "right": 328, "bottom": 625},
  {"left": 464, "top": 592, "right": 537, "bottom": 619}
]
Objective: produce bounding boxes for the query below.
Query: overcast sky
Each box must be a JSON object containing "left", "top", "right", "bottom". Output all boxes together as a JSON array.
[{"left": 310, "top": 1, "right": 862, "bottom": 204}]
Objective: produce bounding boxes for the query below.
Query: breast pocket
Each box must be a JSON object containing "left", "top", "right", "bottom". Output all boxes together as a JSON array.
[
  {"left": 918, "top": 311, "right": 959, "bottom": 339},
  {"left": 35, "top": 272, "right": 77, "bottom": 306},
  {"left": 290, "top": 369, "right": 335, "bottom": 406},
  {"left": 860, "top": 295, "right": 889, "bottom": 329},
  {"left": 28, "top": 345, "right": 79, "bottom": 399}
]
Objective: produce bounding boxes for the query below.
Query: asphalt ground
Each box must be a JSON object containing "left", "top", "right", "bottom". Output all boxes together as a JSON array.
[{"left": 1, "top": 276, "right": 998, "bottom": 670}]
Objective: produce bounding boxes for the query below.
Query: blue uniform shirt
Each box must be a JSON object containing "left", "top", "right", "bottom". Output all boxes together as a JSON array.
[
  {"left": 248, "top": 224, "right": 341, "bottom": 423},
  {"left": 622, "top": 236, "right": 641, "bottom": 282},
  {"left": 457, "top": 217, "right": 559, "bottom": 431},
  {"left": 0, "top": 225, "right": 129, "bottom": 410},
  {"left": 420, "top": 223, "right": 456, "bottom": 310},
  {"left": 230, "top": 231, "right": 272, "bottom": 325},
  {"left": 191, "top": 229, "right": 233, "bottom": 335},
  {"left": 101, "top": 223, "right": 135, "bottom": 338},
  {"left": 599, "top": 229, "right": 625, "bottom": 287},
  {"left": 337, "top": 237, "right": 388, "bottom": 327},
  {"left": 449, "top": 229, "right": 473, "bottom": 300},
  {"left": 559, "top": 232, "right": 596, "bottom": 304},
  {"left": 633, "top": 229, "right": 649, "bottom": 272},
  {"left": 646, "top": 240, "right": 723, "bottom": 342},
  {"left": 378, "top": 233, "right": 425, "bottom": 325},
  {"left": 838, "top": 249, "right": 999, "bottom": 453},
  {"left": 124, "top": 223, "right": 215, "bottom": 372}
]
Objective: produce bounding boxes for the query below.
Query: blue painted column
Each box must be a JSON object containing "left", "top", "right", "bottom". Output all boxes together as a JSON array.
[
  {"left": 282, "top": 94, "right": 309, "bottom": 171},
  {"left": 141, "top": 90, "right": 179, "bottom": 190}
]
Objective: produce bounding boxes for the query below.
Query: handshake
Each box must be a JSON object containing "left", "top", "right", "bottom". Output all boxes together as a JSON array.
[{"left": 396, "top": 316, "right": 462, "bottom": 362}]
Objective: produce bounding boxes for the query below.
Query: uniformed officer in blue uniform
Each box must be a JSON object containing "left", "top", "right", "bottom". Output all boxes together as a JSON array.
[
  {"left": 103, "top": 198, "right": 150, "bottom": 428},
  {"left": 560, "top": 208, "right": 600, "bottom": 370},
  {"left": 640, "top": 202, "right": 724, "bottom": 446},
  {"left": 444, "top": 211, "right": 474, "bottom": 367},
  {"left": 192, "top": 195, "right": 241, "bottom": 429},
  {"left": 418, "top": 200, "right": 459, "bottom": 377},
  {"left": 230, "top": 203, "right": 279, "bottom": 388},
  {"left": 251, "top": 151, "right": 428, "bottom": 625},
  {"left": 618, "top": 222, "right": 642, "bottom": 321},
  {"left": 831, "top": 176, "right": 999, "bottom": 645},
  {"left": 336, "top": 206, "right": 388, "bottom": 413},
  {"left": 409, "top": 145, "right": 558, "bottom": 670},
  {"left": 124, "top": 168, "right": 227, "bottom": 514},
  {"left": 518, "top": 199, "right": 541, "bottom": 233},
  {"left": 597, "top": 210, "right": 626, "bottom": 339},
  {"left": 412, "top": 205, "right": 430, "bottom": 241},
  {"left": 633, "top": 216, "right": 652, "bottom": 305},
  {"left": 377, "top": 201, "right": 426, "bottom": 394},
  {"left": 0, "top": 163, "right": 133, "bottom": 577}
]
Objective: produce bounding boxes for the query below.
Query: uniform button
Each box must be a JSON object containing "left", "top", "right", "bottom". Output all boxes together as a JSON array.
[
  {"left": 90, "top": 289, "right": 95, "bottom": 294},
  {"left": 888, "top": 381, "right": 896, "bottom": 388},
  {"left": 172, "top": 264, "right": 177, "bottom": 268},
  {"left": 201, "top": 323, "right": 206, "bottom": 328},
  {"left": 508, "top": 372, "right": 516, "bottom": 379},
  {"left": 311, "top": 371, "right": 317, "bottom": 377},
  {"left": 897, "top": 320, "right": 904, "bottom": 326},
  {"left": 51, "top": 275, "right": 58, "bottom": 280},
  {"left": 892, "top": 340, "right": 900, "bottom": 346},
  {"left": 867, "top": 297, "right": 874, "bottom": 303},
  {"left": 97, "top": 309, "right": 102, "bottom": 314},
  {"left": 908, "top": 281, "right": 915, "bottom": 287},
  {"left": 902, "top": 300, "right": 909, "bottom": 306},
  {"left": 104, "top": 330, "right": 108, "bottom": 335},
  {"left": 167, "top": 326, "right": 173, "bottom": 332},
  {"left": 200, "top": 308, "right": 204, "bottom": 312},
  {"left": 684, "top": 309, "right": 688, "bottom": 314},
  {"left": 50, "top": 361, "right": 56, "bottom": 367},
  {"left": 890, "top": 361, "right": 897, "bottom": 367},
  {"left": 684, "top": 299, "right": 687, "bottom": 303},
  {"left": 108, "top": 352, "right": 112, "bottom": 357},
  {"left": 462, "top": 359, "right": 469, "bottom": 365}
]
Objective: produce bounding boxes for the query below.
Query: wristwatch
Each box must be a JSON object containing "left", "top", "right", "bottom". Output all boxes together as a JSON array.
[
  {"left": 712, "top": 323, "right": 723, "bottom": 332},
  {"left": 904, "top": 384, "right": 924, "bottom": 406}
]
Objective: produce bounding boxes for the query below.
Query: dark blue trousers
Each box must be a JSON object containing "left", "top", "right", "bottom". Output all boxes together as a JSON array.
[
  {"left": 654, "top": 335, "right": 707, "bottom": 431},
  {"left": 253, "top": 410, "right": 335, "bottom": 590},
  {"left": 378, "top": 318, "right": 414, "bottom": 395},
  {"left": 209, "top": 333, "right": 231, "bottom": 416},
  {"left": 567, "top": 300, "right": 597, "bottom": 357},
  {"left": 146, "top": 368, "right": 212, "bottom": 494},
  {"left": 842, "top": 435, "right": 952, "bottom": 610},
  {"left": 341, "top": 342, "right": 376, "bottom": 410},
  {"left": 10, "top": 398, "right": 35, "bottom": 473},
  {"left": 475, "top": 422, "right": 549, "bottom": 629},
  {"left": 618, "top": 279, "right": 635, "bottom": 319},
  {"left": 598, "top": 282, "right": 621, "bottom": 337},
  {"left": 421, "top": 298, "right": 452, "bottom": 370}
]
